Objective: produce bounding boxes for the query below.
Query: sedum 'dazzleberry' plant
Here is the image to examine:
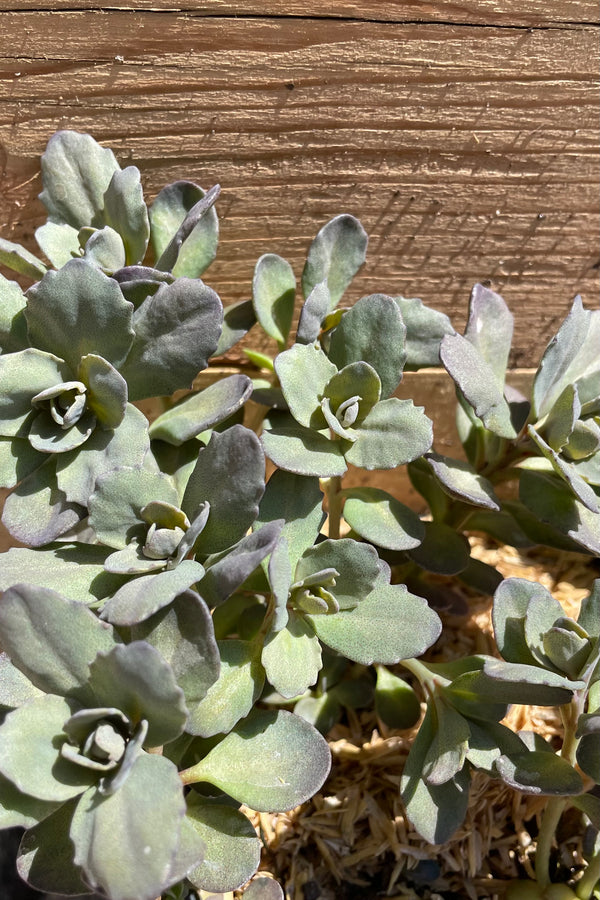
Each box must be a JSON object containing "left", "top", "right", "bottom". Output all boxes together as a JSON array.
[{"left": 0, "top": 131, "right": 598, "bottom": 899}]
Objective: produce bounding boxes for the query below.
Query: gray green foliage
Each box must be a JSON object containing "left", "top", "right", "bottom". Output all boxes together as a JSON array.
[{"left": 0, "top": 130, "right": 598, "bottom": 899}]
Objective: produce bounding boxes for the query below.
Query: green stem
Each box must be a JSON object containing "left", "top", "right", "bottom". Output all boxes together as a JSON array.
[
  {"left": 535, "top": 796, "right": 568, "bottom": 890},
  {"left": 576, "top": 851, "right": 600, "bottom": 899},
  {"left": 535, "top": 699, "right": 581, "bottom": 889},
  {"left": 325, "top": 474, "right": 343, "bottom": 540}
]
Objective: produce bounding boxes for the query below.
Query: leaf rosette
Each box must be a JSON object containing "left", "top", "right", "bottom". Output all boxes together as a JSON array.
[{"left": 0, "top": 584, "right": 199, "bottom": 900}]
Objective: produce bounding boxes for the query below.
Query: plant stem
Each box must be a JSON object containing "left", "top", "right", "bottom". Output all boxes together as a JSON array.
[
  {"left": 325, "top": 474, "right": 343, "bottom": 539},
  {"left": 535, "top": 698, "right": 581, "bottom": 889},
  {"left": 576, "top": 851, "right": 600, "bottom": 899},
  {"left": 535, "top": 796, "right": 568, "bottom": 889}
]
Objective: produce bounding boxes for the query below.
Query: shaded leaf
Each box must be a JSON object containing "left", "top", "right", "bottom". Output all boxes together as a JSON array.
[
  {"left": 17, "top": 798, "right": 93, "bottom": 895},
  {"left": 296, "top": 280, "right": 331, "bottom": 345},
  {"left": 375, "top": 665, "right": 421, "bottom": 730},
  {"left": 120, "top": 278, "right": 223, "bottom": 400},
  {"left": 341, "top": 486, "right": 424, "bottom": 550},
  {"left": 256, "top": 469, "right": 325, "bottom": 569},
  {"left": 0, "top": 237, "right": 47, "bottom": 280},
  {"left": 395, "top": 296, "right": 454, "bottom": 370},
  {"left": 495, "top": 752, "right": 583, "bottom": 795},
  {"left": 0, "top": 584, "right": 118, "bottom": 700},
  {"left": 407, "top": 521, "right": 471, "bottom": 576},
  {"left": 103, "top": 166, "right": 149, "bottom": 265},
  {"left": 185, "top": 798, "right": 260, "bottom": 893},
  {"left": 150, "top": 181, "right": 219, "bottom": 277},
  {"left": 426, "top": 451, "right": 500, "bottom": 510},
  {"left": 214, "top": 298, "right": 256, "bottom": 356},
  {"left": 519, "top": 470, "right": 600, "bottom": 555}
]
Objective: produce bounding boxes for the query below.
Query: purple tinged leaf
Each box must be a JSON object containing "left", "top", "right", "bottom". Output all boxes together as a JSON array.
[
  {"left": 149, "top": 373, "right": 253, "bottom": 446},
  {"left": 440, "top": 332, "right": 517, "bottom": 439}
]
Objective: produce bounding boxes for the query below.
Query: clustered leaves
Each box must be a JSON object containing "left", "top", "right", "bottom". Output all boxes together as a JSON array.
[{"left": 0, "top": 131, "right": 598, "bottom": 899}]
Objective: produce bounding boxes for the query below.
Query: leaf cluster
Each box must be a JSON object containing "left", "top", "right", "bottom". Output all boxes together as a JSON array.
[{"left": 0, "top": 131, "right": 598, "bottom": 899}]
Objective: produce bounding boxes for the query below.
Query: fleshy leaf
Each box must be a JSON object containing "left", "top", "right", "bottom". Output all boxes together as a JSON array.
[
  {"left": 26, "top": 259, "right": 134, "bottom": 371},
  {"left": 71, "top": 753, "right": 187, "bottom": 900},
  {"left": 527, "top": 425, "right": 600, "bottom": 513},
  {"left": 0, "top": 347, "right": 68, "bottom": 438},
  {"left": 78, "top": 353, "right": 127, "bottom": 429},
  {"left": 480, "top": 658, "right": 583, "bottom": 706},
  {"left": 39, "top": 130, "right": 120, "bottom": 229},
  {"left": 186, "top": 708, "right": 331, "bottom": 812},
  {"left": 275, "top": 343, "right": 337, "bottom": 428},
  {"left": 185, "top": 798, "right": 261, "bottom": 894},
  {"left": 495, "top": 752, "right": 583, "bottom": 795},
  {"left": 87, "top": 642, "right": 188, "bottom": 747},
  {"left": 244, "top": 877, "right": 285, "bottom": 900},
  {"left": 103, "top": 166, "right": 150, "bottom": 265},
  {"left": 328, "top": 294, "right": 406, "bottom": 398},
  {"left": 0, "top": 584, "right": 118, "bottom": 700},
  {"left": 0, "top": 543, "right": 124, "bottom": 606},
  {"left": 120, "top": 278, "right": 223, "bottom": 400},
  {"left": 17, "top": 798, "right": 93, "bottom": 895},
  {"left": 256, "top": 469, "right": 325, "bottom": 570},
  {"left": 464, "top": 283, "right": 513, "bottom": 385},
  {"left": 374, "top": 665, "right": 421, "bottom": 729},
  {"left": 440, "top": 332, "right": 517, "bottom": 439},
  {"left": 55, "top": 404, "right": 152, "bottom": 507},
  {"left": 422, "top": 701, "right": 470, "bottom": 786},
  {"left": 345, "top": 398, "right": 433, "bottom": 470},
  {"left": 407, "top": 521, "right": 471, "bottom": 575},
  {"left": 35, "top": 221, "right": 81, "bottom": 269},
  {"left": 198, "top": 521, "right": 283, "bottom": 608},
  {"left": 214, "top": 298, "right": 257, "bottom": 356},
  {"left": 149, "top": 374, "right": 252, "bottom": 446},
  {"left": 533, "top": 296, "right": 600, "bottom": 418},
  {"left": 261, "top": 611, "right": 322, "bottom": 699},
  {"left": 0, "top": 237, "right": 47, "bottom": 280},
  {"left": 2, "top": 457, "right": 83, "bottom": 547},
  {"left": 262, "top": 421, "right": 348, "bottom": 477},
  {"left": 492, "top": 578, "right": 555, "bottom": 666},
  {"left": 296, "top": 280, "right": 331, "bottom": 345},
  {"left": 130, "top": 589, "right": 220, "bottom": 707},
  {"left": 187, "top": 639, "right": 265, "bottom": 738},
  {"left": 182, "top": 425, "right": 265, "bottom": 554},
  {"left": 253, "top": 253, "right": 296, "bottom": 347},
  {"left": 301, "top": 214, "right": 368, "bottom": 307},
  {"left": 307, "top": 583, "right": 441, "bottom": 665},
  {"left": 0, "top": 274, "right": 28, "bottom": 353},
  {"left": 100, "top": 560, "right": 205, "bottom": 626},
  {"left": 395, "top": 296, "right": 454, "bottom": 370},
  {"left": 0, "top": 772, "right": 61, "bottom": 830},
  {"left": 425, "top": 451, "right": 500, "bottom": 510},
  {"left": 89, "top": 466, "right": 178, "bottom": 549},
  {"left": 150, "top": 181, "right": 219, "bottom": 277},
  {"left": 0, "top": 694, "right": 97, "bottom": 802},
  {"left": 519, "top": 469, "right": 600, "bottom": 555},
  {"left": 295, "top": 538, "right": 381, "bottom": 610},
  {"left": 0, "top": 654, "right": 44, "bottom": 709},
  {"left": 401, "top": 705, "right": 470, "bottom": 844},
  {"left": 341, "top": 486, "right": 424, "bottom": 550},
  {"left": 82, "top": 225, "right": 126, "bottom": 272}
]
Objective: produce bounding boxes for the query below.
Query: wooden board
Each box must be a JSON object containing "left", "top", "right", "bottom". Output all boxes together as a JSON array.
[{"left": 0, "top": 3, "right": 598, "bottom": 361}]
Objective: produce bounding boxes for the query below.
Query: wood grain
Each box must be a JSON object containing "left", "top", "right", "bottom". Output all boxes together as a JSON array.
[{"left": 0, "top": 4, "right": 598, "bottom": 368}]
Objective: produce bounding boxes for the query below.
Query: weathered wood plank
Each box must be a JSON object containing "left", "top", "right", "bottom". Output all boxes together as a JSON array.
[
  {"left": 0, "top": 9, "right": 598, "bottom": 366},
  {"left": 2, "top": 1, "right": 598, "bottom": 25}
]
